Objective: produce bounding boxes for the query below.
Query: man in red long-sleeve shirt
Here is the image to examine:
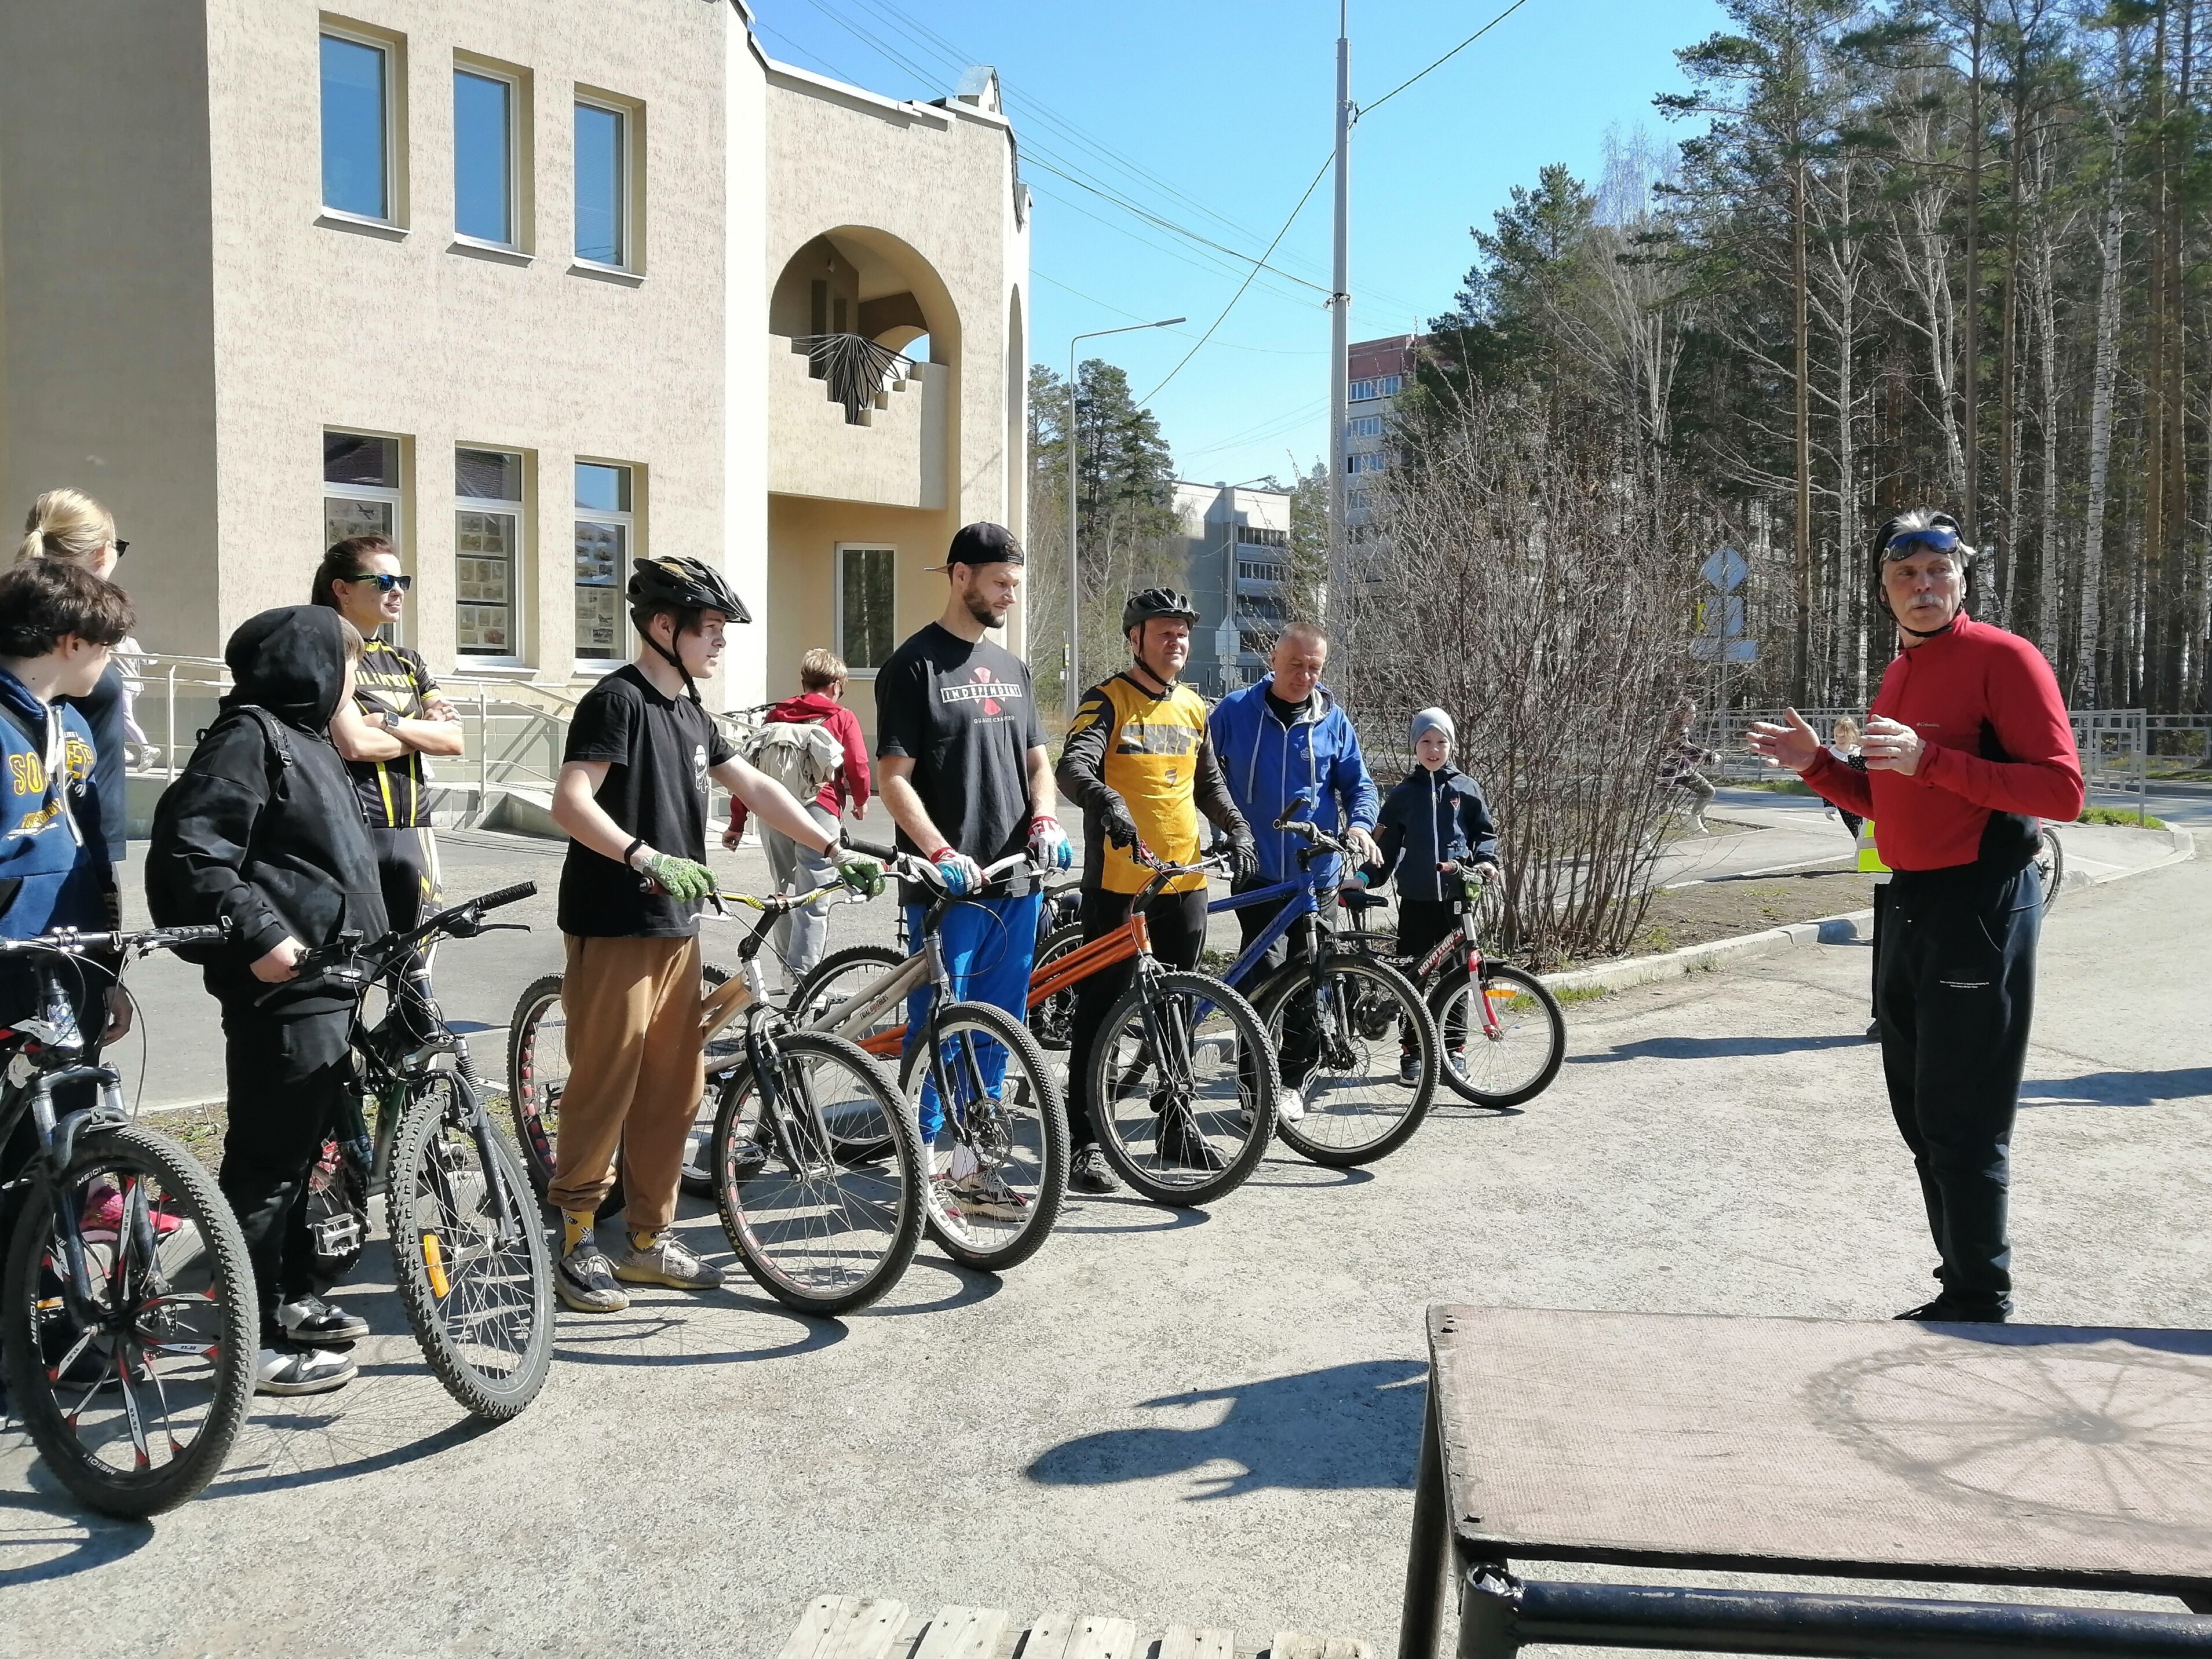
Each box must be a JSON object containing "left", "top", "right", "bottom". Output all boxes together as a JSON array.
[{"left": 1750, "top": 510, "right": 2083, "bottom": 1324}]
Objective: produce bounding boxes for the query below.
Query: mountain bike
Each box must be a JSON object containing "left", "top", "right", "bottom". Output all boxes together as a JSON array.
[
  {"left": 783, "top": 846, "right": 1071, "bottom": 1265},
  {"left": 285, "top": 884, "right": 553, "bottom": 1421},
  {"left": 1334, "top": 871, "right": 1567, "bottom": 1109},
  {"left": 1206, "top": 801, "right": 1440, "bottom": 1167},
  {"left": 2033, "top": 822, "right": 2064, "bottom": 913},
  {"left": 0, "top": 922, "right": 254, "bottom": 1517}
]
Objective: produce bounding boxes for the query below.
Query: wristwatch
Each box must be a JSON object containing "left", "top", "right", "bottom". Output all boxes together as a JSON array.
[{"left": 379, "top": 711, "right": 402, "bottom": 733}]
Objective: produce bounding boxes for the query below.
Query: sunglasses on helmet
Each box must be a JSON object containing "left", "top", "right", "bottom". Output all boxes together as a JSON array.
[{"left": 1883, "top": 527, "right": 1959, "bottom": 558}]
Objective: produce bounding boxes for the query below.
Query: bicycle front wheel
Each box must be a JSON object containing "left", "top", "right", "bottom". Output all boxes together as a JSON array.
[
  {"left": 1253, "top": 952, "right": 1437, "bottom": 1167},
  {"left": 1028, "top": 923, "right": 1087, "bottom": 1050},
  {"left": 903, "top": 1000, "right": 1069, "bottom": 1271},
  {"left": 1430, "top": 962, "right": 1565, "bottom": 1108},
  {"left": 787, "top": 944, "right": 909, "bottom": 1163},
  {"left": 388, "top": 1075, "right": 554, "bottom": 1420},
  {"left": 711, "top": 1031, "right": 922, "bottom": 1315},
  {"left": 1, "top": 1125, "right": 254, "bottom": 1517},
  {"left": 1087, "top": 971, "right": 1276, "bottom": 1206},
  {"left": 2035, "top": 824, "right": 2064, "bottom": 913}
]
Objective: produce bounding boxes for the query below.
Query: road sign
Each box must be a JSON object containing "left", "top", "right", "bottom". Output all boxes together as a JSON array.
[{"left": 1701, "top": 547, "right": 1749, "bottom": 593}]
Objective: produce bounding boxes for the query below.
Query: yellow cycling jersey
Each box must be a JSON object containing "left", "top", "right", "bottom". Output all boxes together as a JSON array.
[{"left": 1063, "top": 673, "right": 1212, "bottom": 895}]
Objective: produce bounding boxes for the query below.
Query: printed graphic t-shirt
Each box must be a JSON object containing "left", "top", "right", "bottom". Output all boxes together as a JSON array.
[
  {"left": 350, "top": 638, "right": 441, "bottom": 829},
  {"left": 874, "top": 622, "right": 1045, "bottom": 904},
  {"left": 557, "top": 664, "right": 736, "bottom": 937}
]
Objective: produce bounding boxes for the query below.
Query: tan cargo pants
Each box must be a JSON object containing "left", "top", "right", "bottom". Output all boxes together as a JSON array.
[{"left": 546, "top": 933, "right": 705, "bottom": 1234}]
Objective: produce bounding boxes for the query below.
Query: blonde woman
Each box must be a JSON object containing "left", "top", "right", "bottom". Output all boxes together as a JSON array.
[{"left": 19, "top": 489, "right": 140, "bottom": 867}]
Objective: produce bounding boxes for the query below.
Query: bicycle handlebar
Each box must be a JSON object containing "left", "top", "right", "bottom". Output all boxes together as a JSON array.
[
  {"left": 271, "top": 882, "right": 537, "bottom": 1002},
  {"left": 0, "top": 921, "right": 230, "bottom": 959},
  {"left": 839, "top": 836, "right": 1039, "bottom": 896}
]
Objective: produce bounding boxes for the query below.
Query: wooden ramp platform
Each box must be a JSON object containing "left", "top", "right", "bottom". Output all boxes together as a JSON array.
[{"left": 775, "top": 1595, "right": 1375, "bottom": 1659}]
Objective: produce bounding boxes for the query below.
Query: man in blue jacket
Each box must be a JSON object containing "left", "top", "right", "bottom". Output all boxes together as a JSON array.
[{"left": 1207, "top": 622, "right": 1381, "bottom": 1113}]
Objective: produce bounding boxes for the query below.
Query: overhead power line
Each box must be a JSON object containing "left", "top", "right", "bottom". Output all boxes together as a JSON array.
[{"left": 1357, "top": 0, "right": 1539, "bottom": 122}]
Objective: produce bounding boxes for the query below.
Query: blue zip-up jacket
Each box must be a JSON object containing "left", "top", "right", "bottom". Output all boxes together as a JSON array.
[
  {"left": 1373, "top": 763, "right": 1498, "bottom": 902},
  {"left": 1207, "top": 675, "right": 1379, "bottom": 887},
  {"left": 0, "top": 663, "right": 108, "bottom": 942}
]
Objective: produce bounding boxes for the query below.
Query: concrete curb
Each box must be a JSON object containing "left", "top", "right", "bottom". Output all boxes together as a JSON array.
[{"left": 1543, "top": 821, "right": 2196, "bottom": 1000}]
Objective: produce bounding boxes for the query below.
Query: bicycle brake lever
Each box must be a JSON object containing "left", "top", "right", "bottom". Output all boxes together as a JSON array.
[{"left": 474, "top": 922, "right": 531, "bottom": 934}]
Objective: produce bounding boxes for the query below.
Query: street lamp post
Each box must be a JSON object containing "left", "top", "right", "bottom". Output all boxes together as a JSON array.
[{"left": 1067, "top": 317, "right": 1184, "bottom": 721}]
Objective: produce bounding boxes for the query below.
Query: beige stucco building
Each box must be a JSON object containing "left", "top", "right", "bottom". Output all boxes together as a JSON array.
[{"left": 0, "top": 0, "right": 1029, "bottom": 733}]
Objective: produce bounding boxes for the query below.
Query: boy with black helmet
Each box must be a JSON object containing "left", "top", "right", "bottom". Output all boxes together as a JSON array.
[
  {"left": 546, "top": 555, "right": 882, "bottom": 1314},
  {"left": 1056, "top": 587, "right": 1255, "bottom": 1193}
]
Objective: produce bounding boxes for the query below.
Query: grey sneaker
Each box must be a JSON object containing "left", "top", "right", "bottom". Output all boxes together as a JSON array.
[
  {"left": 951, "top": 1168, "right": 1030, "bottom": 1220},
  {"left": 611, "top": 1232, "right": 724, "bottom": 1292},
  {"left": 275, "top": 1293, "right": 368, "bottom": 1347},
  {"left": 1070, "top": 1146, "right": 1120, "bottom": 1194},
  {"left": 1398, "top": 1051, "right": 1423, "bottom": 1087},
  {"left": 557, "top": 1241, "right": 630, "bottom": 1313},
  {"left": 255, "top": 1342, "right": 356, "bottom": 1395}
]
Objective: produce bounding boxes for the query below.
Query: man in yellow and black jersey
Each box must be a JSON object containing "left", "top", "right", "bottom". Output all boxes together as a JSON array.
[
  {"left": 1055, "top": 587, "right": 1255, "bottom": 1194},
  {"left": 314, "top": 535, "right": 465, "bottom": 1029}
]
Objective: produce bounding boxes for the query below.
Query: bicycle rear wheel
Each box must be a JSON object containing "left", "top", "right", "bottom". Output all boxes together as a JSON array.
[
  {"left": 2034, "top": 824, "right": 2064, "bottom": 913},
  {"left": 1028, "top": 923, "right": 1087, "bottom": 1050},
  {"left": 1253, "top": 952, "right": 1437, "bottom": 1167},
  {"left": 710, "top": 1030, "right": 922, "bottom": 1315},
  {"left": 1430, "top": 962, "right": 1565, "bottom": 1108},
  {"left": 1086, "top": 970, "right": 1276, "bottom": 1206},
  {"left": 1, "top": 1125, "right": 254, "bottom": 1517},
  {"left": 903, "top": 1001, "right": 1068, "bottom": 1270},
  {"left": 388, "top": 1075, "right": 554, "bottom": 1421},
  {"left": 788, "top": 944, "right": 909, "bottom": 1161}
]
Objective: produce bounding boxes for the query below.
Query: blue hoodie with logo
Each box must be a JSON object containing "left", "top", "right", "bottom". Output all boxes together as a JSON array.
[
  {"left": 0, "top": 663, "right": 109, "bottom": 943},
  {"left": 1207, "top": 675, "right": 1379, "bottom": 887}
]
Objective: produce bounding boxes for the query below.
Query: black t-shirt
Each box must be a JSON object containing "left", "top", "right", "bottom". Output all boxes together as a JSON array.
[
  {"left": 875, "top": 623, "right": 1045, "bottom": 904},
  {"left": 1265, "top": 689, "right": 1311, "bottom": 729},
  {"left": 556, "top": 665, "right": 736, "bottom": 937}
]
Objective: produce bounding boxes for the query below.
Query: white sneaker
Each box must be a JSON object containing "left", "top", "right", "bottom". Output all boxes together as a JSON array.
[
  {"left": 1275, "top": 1088, "right": 1306, "bottom": 1124},
  {"left": 256, "top": 1343, "right": 357, "bottom": 1395}
]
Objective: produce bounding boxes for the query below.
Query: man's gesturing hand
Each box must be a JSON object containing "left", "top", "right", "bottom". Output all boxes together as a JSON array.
[
  {"left": 1860, "top": 714, "right": 1926, "bottom": 776},
  {"left": 1745, "top": 707, "right": 1823, "bottom": 773}
]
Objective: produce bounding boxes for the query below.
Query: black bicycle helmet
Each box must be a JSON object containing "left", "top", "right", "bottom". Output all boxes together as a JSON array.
[
  {"left": 1122, "top": 587, "right": 1200, "bottom": 633},
  {"left": 627, "top": 556, "right": 750, "bottom": 700}
]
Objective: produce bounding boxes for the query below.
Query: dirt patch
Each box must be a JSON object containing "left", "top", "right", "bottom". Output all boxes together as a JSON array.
[
  {"left": 144, "top": 1101, "right": 227, "bottom": 1173},
  {"left": 1619, "top": 870, "right": 1875, "bottom": 957}
]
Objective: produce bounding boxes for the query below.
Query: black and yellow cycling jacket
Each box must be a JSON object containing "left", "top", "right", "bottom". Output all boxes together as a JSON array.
[{"left": 1056, "top": 671, "right": 1248, "bottom": 895}]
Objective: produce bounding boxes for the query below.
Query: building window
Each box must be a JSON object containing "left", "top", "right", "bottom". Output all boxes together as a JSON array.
[
  {"left": 1347, "top": 414, "right": 1384, "bottom": 440},
  {"left": 1349, "top": 374, "right": 1403, "bottom": 402},
  {"left": 574, "top": 462, "right": 632, "bottom": 662},
  {"left": 1348, "top": 488, "right": 1373, "bottom": 514},
  {"left": 1347, "top": 451, "right": 1389, "bottom": 475},
  {"left": 320, "top": 31, "right": 392, "bottom": 220},
  {"left": 836, "top": 545, "right": 895, "bottom": 674},
  {"left": 325, "top": 431, "right": 402, "bottom": 550},
  {"left": 1238, "top": 630, "right": 1275, "bottom": 657},
  {"left": 1235, "top": 525, "right": 1288, "bottom": 547},
  {"left": 1238, "top": 560, "right": 1287, "bottom": 584},
  {"left": 575, "top": 100, "right": 629, "bottom": 267},
  {"left": 455, "top": 447, "right": 523, "bottom": 657},
  {"left": 454, "top": 66, "right": 516, "bottom": 246}
]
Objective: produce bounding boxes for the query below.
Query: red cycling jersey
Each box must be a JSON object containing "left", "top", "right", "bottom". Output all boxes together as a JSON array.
[{"left": 1802, "top": 613, "right": 2083, "bottom": 872}]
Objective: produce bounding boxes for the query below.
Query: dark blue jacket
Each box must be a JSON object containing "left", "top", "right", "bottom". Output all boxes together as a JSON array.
[
  {"left": 1373, "top": 763, "right": 1497, "bottom": 902},
  {"left": 1207, "top": 676, "right": 1379, "bottom": 887},
  {"left": 0, "top": 664, "right": 109, "bottom": 941}
]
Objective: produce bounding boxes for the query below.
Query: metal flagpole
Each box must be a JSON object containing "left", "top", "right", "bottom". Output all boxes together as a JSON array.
[{"left": 1327, "top": 0, "right": 1352, "bottom": 627}]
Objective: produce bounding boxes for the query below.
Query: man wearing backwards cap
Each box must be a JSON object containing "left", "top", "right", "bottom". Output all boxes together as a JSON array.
[
  {"left": 1749, "top": 509, "right": 2082, "bottom": 1324},
  {"left": 874, "top": 523, "right": 1072, "bottom": 1221}
]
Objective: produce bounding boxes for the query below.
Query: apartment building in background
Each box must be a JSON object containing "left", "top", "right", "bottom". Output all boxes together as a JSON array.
[
  {"left": 0, "top": 0, "right": 1029, "bottom": 739},
  {"left": 1344, "top": 332, "right": 1419, "bottom": 543},
  {"left": 1174, "top": 479, "right": 1293, "bottom": 697}
]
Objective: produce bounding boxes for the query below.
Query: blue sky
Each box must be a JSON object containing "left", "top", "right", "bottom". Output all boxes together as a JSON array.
[{"left": 751, "top": 0, "right": 1729, "bottom": 489}]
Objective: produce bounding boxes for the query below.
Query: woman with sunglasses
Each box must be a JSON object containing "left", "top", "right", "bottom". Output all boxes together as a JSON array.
[
  {"left": 313, "top": 535, "right": 463, "bottom": 1038},
  {"left": 1749, "top": 509, "right": 2083, "bottom": 1327}
]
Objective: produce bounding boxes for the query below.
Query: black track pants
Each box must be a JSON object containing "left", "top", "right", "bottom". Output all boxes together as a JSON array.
[
  {"left": 1234, "top": 884, "right": 1340, "bottom": 1092},
  {"left": 1874, "top": 865, "right": 2041, "bottom": 1316},
  {"left": 1395, "top": 899, "right": 1460, "bottom": 1053},
  {"left": 1066, "top": 886, "right": 1208, "bottom": 1149}
]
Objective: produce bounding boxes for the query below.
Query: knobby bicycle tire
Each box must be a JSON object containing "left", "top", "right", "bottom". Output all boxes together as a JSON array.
[
  {"left": 710, "top": 1029, "right": 924, "bottom": 1315},
  {"left": 1084, "top": 970, "right": 1277, "bottom": 1207},
  {"left": 388, "top": 1076, "right": 554, "bottom": 1421},
  {"left": 2, "top": 1125, "right": 255, "bottom": 1517},
  {"left": 1250, "top": 952, "right": 1438, "bottom": 1167},
  {"left": 901, "top": 999, "right": 1069, "bottom": 1270},
  {"left": 2036, "top": 825, "right": 2064, "bottom": 914},
  {"left": 1028, "top": 923, "right": 1088, "bottom": 1051},
  {"left": 1429, "top": 962, "right": 1567, "bottom": 1108}
]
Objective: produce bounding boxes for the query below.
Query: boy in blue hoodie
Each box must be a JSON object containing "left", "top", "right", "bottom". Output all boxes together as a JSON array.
[{"left": 1370, "top": 708, "right": 1498, "bottom": 1084}]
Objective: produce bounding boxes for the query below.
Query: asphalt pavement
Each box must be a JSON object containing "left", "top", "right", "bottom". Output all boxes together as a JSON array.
[{"left": 4, "top": 823, "right": 2204, "bottom": 1657}]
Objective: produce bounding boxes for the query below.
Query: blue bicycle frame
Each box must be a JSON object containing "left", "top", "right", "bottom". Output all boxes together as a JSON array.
[{"left": 1208, "top": 868, "right": 1331, "bottom": 990}]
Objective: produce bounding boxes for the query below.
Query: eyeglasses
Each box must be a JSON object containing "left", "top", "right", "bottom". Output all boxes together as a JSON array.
[
  {"left": 111, "top": 540, "right": 129, "bottom": 557},
  {"left": 345, "top": 572, "right": 414, "bottom": 593}
]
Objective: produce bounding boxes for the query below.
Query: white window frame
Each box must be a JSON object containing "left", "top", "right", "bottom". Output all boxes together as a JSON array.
[
  {"left": 452, "top": 59, "right": 523, "bottom": 253},
  {"left": 454, "top": 446, "right": 527, "bottom": 663},
  {"left": 572, "top": 461, "right": 633, "bottom": 667},
  {"left": 834, "top": 543, "right": 896, "bottom": 679},
  {"left": 1348, "top": 374, "right": 1404, "bottom": 402},
  {"left": 319, "top": 23, "right": 401, "bottom": 231},
  {"left": 572, "top": 94, "right": 635, "bottom": 275},
  {"left": 1347, "top": 414, "right": 1384, "bottom": 440}
]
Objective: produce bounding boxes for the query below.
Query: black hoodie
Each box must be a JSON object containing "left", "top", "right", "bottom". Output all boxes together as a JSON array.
[{"left": 145, "top": 606, "right": 388, "bottom": 1014}]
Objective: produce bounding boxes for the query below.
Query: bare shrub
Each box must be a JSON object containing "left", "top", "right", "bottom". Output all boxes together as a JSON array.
[{"left": 1335, "top": 388, "right": 1712, "bottom": 966}]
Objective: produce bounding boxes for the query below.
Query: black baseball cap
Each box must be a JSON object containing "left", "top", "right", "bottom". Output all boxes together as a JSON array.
[{"left": 931, "top": 522, "right": 1026, "bottom": 572}]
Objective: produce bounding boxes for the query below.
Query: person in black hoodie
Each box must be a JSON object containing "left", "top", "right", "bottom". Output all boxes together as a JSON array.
[
  {"left": 146, "top": 606, "right": 388, "bottom": 1395},
  {"left": 1368, "top": 707, "right": 1499, "bottom": 1086}
]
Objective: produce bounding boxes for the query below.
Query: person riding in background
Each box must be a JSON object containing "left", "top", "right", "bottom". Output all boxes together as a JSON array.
[
  {"left": 146, "top": 606, "right": 389, "bottom": 1395},
  {"left": 315, "top": 535, "right": 465, "bottom": 1040},
  {"left": 1663, "top": 698, "right": 1720, "bottom": 837},
  {"left": 1366, "top": 708, "right": 1498, "bottom": 1086},
  {"left": 874, "top": 523, "right": 1071, "bottom": 1220},
  {"left": 724, "top": 646, "right": 872, "bottom": 984},
  {"left": 546, "top": 556, "right": 881, "bottom": 1315},
  {"left": 1206, "top": 622, "right": 1381, "bottom": 1117},
  {"left": 1056, "top": 588, "right": 1256, "bottom": 1194},
  {"left": 1749, "top": 509, "right": 2083, "bottom": 1325}
]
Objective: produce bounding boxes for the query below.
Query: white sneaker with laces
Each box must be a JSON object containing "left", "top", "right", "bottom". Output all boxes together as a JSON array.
[
  {"left": 1275, "top": 1088, "right": 1306, "bottom": 1124},
  {"left": 255, "top": 1343, "right": 356, "bottom": 1395}
]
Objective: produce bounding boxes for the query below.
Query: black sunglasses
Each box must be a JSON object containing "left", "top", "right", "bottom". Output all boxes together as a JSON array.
[
  {"left": 345, "top": 572, "right": 414, "bottom": 593},
  {"left": 111, "top": 540, "right": 129, "bottom": 557}
]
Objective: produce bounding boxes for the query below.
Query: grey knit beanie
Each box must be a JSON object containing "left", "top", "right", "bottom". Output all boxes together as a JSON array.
[{"left": 1410, "top": 707, "right": 1455, "bottom": 747}]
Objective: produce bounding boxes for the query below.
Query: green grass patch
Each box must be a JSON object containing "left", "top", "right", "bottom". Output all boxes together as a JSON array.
[
  {"left": 2078, "top": 805, "right": 2169, "bottom": 830},
  {"left": 1551, "top": 982, "right": 1615, "bottom": 1006},
  {"left": 1739, "top": 777, "right": 1814, "bottom": 795}
]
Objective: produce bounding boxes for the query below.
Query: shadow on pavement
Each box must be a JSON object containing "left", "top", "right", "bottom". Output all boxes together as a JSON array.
[
  {"left": 0, "top": 1477, "right": 152, "bottom": 1584},
  {"left": 1569, "top": 1033, "right": 1867, "bottom": 1065},
  {"left": 1242, "top": 1163, "right": 1379, "bottom": 1189},
  {"left": 2020, "top": 1067, "right": 2212, "bottom": 1108},
  {"left": 874, "top": 1255, "right": 1003, "bottom": 1317},
  {"left": 206, "top": 1412, "right": 490, "bottom": 1501},
  {"left": 1025, "top": 1358, "right": 1425, "bottom": 1499},
  {"left": 553, "top": 1296, "right": 845, "bottom": 1366},
  {"left": 1053, "top": 1196, "right": 1213, "bottom": 1235}
]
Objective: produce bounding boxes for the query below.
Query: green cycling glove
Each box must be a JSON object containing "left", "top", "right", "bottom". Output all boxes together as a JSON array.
[
  {"left": 641, "top": 852, "right": 714, "bottom": 904},
  {"left": 834, "top": 853, "right": 886, "bottom": 900}
]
